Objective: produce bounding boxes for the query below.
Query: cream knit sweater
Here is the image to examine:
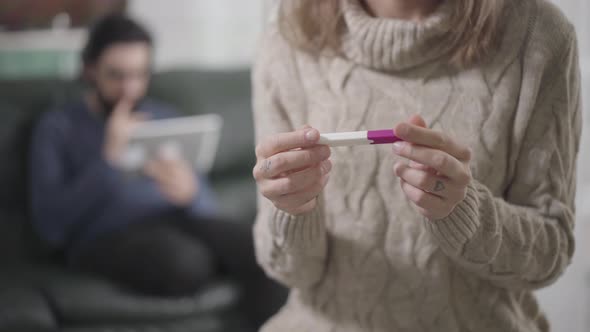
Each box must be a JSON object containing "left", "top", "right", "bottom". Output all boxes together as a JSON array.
[{"left": 252, "top": 0, "right": 582, "bottom": 331}]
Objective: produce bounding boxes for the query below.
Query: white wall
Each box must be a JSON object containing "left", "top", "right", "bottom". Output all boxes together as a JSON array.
[
  {"left": 550, "top": 0, "right": 589, "bottom": 59},
  {"left": 536, "top": 1, "right": 590, "bottom": 332},
  {"left": 0, "top": 0, "right": 266, "bottom": 74},
  {"left": 128, "top": 0, "right": 264, "bottom": 70}
]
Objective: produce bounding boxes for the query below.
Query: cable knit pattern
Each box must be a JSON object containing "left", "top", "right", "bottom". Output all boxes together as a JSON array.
[
  {"left": 252, "top": 0, "right": 582, "bottom": 331},
  {"left": 342, "top": 0, "right": 454, "bottom": 71}
]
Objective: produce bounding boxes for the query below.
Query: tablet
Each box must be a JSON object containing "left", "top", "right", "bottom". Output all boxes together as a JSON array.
[{"left": 120, "top": 114, "right": 223, "bottom": 174}]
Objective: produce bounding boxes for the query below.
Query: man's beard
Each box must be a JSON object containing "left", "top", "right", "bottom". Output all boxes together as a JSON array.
[{"left": 96, "top": 89, "right": 118, "bottom": 118}]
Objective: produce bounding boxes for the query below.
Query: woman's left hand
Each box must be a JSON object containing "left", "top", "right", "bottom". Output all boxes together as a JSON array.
[{"left": 392, "top": 115, "right": 473, "bottom": 220}]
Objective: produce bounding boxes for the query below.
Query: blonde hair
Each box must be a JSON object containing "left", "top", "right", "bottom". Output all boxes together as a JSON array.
[{"left": 278, "top": 0, "right": 506, "bottom": 68}]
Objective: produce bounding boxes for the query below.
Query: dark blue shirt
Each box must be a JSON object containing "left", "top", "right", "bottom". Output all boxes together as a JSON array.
[{"left": 29, "top": 99, "right": 217, "bottom": 257}]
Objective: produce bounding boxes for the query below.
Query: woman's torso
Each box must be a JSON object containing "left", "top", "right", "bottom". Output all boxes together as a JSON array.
[{"left": 261, "top": 0, "right": 564, "bottom": 331}]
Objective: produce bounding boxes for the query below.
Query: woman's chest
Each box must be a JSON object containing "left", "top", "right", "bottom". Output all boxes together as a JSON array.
[{"left": 300, "top": 60, "right": 523, "bottom": 195}]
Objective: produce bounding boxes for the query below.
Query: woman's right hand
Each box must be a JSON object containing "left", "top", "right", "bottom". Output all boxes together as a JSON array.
[{"left": 253, "top": 126, "right": 332, "bottom": 215}]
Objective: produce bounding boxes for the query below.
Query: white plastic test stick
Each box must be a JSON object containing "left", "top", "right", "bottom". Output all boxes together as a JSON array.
[{"left": 318, "top": 129, "right": 402, "bottom": 147}]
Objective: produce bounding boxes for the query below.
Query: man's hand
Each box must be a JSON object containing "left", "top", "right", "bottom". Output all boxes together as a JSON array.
[
  {"left": 144, "top": 156, "right": 198, "bottom": 207},
  {"left": 103, "top": 98, "right": 147, "bottom": 165},
  {"left": 392, "top": 115, "right": 473, "bottom": 220}
]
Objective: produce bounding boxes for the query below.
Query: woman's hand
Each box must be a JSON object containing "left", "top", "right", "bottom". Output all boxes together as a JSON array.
[
  {"left": 253, "top": 126, "right": 332, "bottom": 216},
  {"left": 392, "top": 116, "right": 472, "bottom": 220}
]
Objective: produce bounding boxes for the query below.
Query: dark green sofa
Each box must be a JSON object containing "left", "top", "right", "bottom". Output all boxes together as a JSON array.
[{"left": 0, "top": 69, "right": 260, "bottom": 331}]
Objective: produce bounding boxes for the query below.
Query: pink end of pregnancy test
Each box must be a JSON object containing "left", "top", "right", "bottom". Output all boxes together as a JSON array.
[{"left": 318, "top": 129, "right": 403, "bottom": 147}]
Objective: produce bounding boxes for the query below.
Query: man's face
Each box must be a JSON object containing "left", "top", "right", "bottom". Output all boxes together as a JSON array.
[{"left": 87, "top": 42, "right": 151, "bottom": 115}]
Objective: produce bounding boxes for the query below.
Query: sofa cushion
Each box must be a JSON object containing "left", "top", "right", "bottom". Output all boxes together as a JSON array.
[
  {"left": 60, "top": 313, "right": 251, "bottom": 332},
  {"left": 0, "top": 263, "right": 240, "bottom": 325},
  {"left": 0, "top": 212, "right": 28, "bottom": 262},
  {"left": 0, "top": 286, "right": 56, "bottom": 332},
  {"left": 211, "top": 175, "right": 257, "bottom": 222},
  {"left": 46, "top": 278, "right": 240, "bottom": 325},
  {"left": 0, "top": 79, "right": 80, "bottom": 215},
  {"left": 0, "top": 101, "right": 38, "bottom": 215}
]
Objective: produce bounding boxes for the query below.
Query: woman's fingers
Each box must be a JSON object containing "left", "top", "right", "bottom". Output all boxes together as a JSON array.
[
  {"left": 394, "top": 123, "right": 471, "bottom": 162},
  {"left": 255, "top": 127, "right": 322, "bottom": 158},
  {"left": 392, "top": 142, "right": 470, "bottom": 185},
  {"left": 395, "top": 162, "right": 445, "bottom": 196},
  {"left": 273, "top": 173, "right": 330, "bottom": 212},
  {"left": 392, "top": 116, "right": 472, "bottom": 221},
  {"left": 254, "top": 145, "right": 331, "bottom": 179},
  {"left": 394, "top": 162, "right": 463, "bottom": 199},
  {"left": 409, "top": 160, "right": 433, "bottom": 172},
  {"left": 406, "top": 114, "right": 427, "bottom": 128},
  {"left": 400, "top": 180, "right": 448, "bottom": 219},
  {"left": 252, "top": 126, "right": 334, "bottom": 215},
  {"left": 259, "top": 160, "right": 332, "bottom": 199}
]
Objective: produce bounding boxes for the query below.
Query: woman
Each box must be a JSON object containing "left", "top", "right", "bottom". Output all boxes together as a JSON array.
[{"left": 252, "top": 0, "right": 582, "bottom": 330}]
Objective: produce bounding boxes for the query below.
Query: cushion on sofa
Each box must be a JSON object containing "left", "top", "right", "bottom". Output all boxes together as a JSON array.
[{"left": 0, "top": 286, "right": 56, "bottom": 332}]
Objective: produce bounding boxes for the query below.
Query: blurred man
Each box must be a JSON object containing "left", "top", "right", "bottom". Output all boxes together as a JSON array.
[{"left": 29, "top": 14, "right": 284, "bottom": 327}]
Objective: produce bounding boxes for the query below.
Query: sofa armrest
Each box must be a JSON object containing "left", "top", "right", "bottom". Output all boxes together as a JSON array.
[{"left": 0, "top": 286, "right": 56, "bottom": 332}]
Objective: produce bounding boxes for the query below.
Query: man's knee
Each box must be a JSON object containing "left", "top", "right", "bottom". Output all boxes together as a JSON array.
[{"left": 155, "top": 240, "right": 216, "bottom": 297}]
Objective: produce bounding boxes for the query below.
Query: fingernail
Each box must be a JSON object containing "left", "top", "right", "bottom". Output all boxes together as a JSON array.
[
  {"left": 392, "top": 142, "right": 404, "bottom": 153},
  {"left": 321, "top": 147, "right": 331, "bottom": 159},
  {"left": 396, "top": 124, "right": 408, "bottom": 137},
  {"left": 305, "top": 129, "right": 319, "bottom": 142}
]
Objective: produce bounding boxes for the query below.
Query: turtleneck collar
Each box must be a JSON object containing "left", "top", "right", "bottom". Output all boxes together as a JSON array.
[{"left": 341, "top": 0, "right": 455, "bottom": 71}]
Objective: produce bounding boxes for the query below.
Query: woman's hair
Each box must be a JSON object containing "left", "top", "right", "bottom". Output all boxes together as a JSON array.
[{"left": 278, "top": 0, "right": 506, "bottom": 67}]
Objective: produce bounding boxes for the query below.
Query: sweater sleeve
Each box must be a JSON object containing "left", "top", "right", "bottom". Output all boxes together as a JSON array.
[
  {"left": 251, "top": 30, "right": 329, "bottom": 289},
  {"left": 29, "top": 113, "right": 123, "bottom": 248},
  {"left": 426, "top": 27, "right": 582, "bottom": 290}
]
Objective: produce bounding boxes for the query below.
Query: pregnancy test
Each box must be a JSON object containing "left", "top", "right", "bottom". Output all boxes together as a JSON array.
[{"left": 318, "top": 129, "right": 403, "bottom": 147}]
